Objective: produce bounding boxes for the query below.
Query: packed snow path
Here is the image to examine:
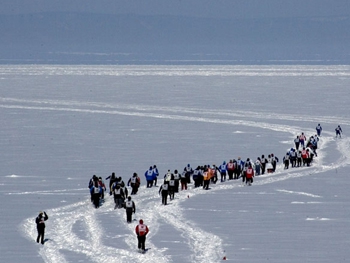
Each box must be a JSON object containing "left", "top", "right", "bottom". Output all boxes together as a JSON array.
[
  {"left": 21, "top": 134, "right": 350, "bottom": 263},
  {"left": 17, "top": 100, "right": 350, "bottom": 262}
]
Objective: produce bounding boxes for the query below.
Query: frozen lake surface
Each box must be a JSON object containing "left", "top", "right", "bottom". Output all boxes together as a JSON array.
[{"left": 1, "top": 65, "right": 350, "bottom": 262}]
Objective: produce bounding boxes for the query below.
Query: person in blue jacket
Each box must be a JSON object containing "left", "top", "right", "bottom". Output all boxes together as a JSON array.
[
  {"left": 90, "top": 180, "right": 102, "bottom": 208},
  {"left": 184, "top": 164, "right": 193, "bottom": 184},
  {"left": 192, "top": 166, "right": 202, "bottom": 188},
  {"left": 316, "top": 124, "right": 322, "bottom": 136},
  {"left": 219, "top": 161, "right": 227, "bottom": 182},
  {"left": 145, "top": 166, "right": 155, "bottom": 188},
  {"left": 152, "top": 165, "right": 159, "bottom": 186}
]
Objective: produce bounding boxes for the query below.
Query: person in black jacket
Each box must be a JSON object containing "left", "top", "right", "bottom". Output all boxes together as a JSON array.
[
  {"left": 105, "top": 172, "right": 117, "bottom": 195},
  {"left": 123, "top": 196, "right": 136, "bottom": 223},
  {"left": 127, "top": 173, "right": 141, "bottom": 195},
  {"left": 35, "top": 211, "right": 49, "bottom": 244},
  {"left": 158, "top": 181, "right": 169, "bottom": 205},
  {"left": 112, "top": 184, "right": 125, "bottom": 209}
]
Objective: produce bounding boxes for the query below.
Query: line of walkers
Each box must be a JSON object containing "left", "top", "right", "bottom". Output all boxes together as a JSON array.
[
  {"left": 157, "top": 130, "right": 322, "bottom": 204},
  {"left": 85, "top": 127, "right": 329, "bottom": 253},
  {"left": 88, "top": 129, "right": 323, "bottom": 208}
]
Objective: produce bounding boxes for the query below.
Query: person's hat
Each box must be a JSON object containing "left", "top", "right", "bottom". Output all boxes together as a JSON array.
[
  {"left": 139, "top": 219, "right": 143, "bottom": 224},
  {"left": 128, "top": 196, "right": 131, "bottom": 201}
]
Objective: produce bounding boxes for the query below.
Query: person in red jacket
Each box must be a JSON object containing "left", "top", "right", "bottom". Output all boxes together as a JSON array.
[
  {"left": 301, "top": 147, "right": 309, "bottom": 166},
  {"left": 135, "top": 219, "right": 149, "bottom": 252},
  {"left": 245, "top": 163, "right": 255, "bottom": 186}
]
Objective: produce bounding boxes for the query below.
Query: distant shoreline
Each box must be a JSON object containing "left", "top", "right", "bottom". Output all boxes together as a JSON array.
[{"left": 0, "top": 59, "right": 349, "bottom": 66}]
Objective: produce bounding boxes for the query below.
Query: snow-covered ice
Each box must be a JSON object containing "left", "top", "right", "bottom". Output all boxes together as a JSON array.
[{"left": 1, "top": 65, "right": 350, "bottom": 262}]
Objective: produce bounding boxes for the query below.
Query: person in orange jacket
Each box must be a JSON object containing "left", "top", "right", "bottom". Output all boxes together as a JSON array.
[
  {"left": 210, "top": 165, "right": 218, "bottom": 184},
  {"left": 135, "top": 219, "right": 149, "bottom": 252},
  {"left": 202, "top": 166, "right": 210, "bottom": 190}
]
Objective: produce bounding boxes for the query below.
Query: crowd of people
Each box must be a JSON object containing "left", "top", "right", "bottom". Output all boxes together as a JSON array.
[
  {"left": 36, "top": 124, "right": 342, "bottom": 250},
  {"left": 82, "top": 124, "right": 343, "bottom": 251},
  {"left": 88, "top": 126, "right": 333, "bottom": 210}
]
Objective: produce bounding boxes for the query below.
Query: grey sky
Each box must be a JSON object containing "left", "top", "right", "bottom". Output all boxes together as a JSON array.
[
  {"left": 1, "top": 0, "right": 349, "bottom": 18},
  {"left": 1, "top": 0, "right": 349, "bottom": 63}
]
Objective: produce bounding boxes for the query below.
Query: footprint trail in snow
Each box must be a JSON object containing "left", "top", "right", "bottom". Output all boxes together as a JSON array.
[{"left": 18, "top": 101, "right": 350, "bottom": 262}]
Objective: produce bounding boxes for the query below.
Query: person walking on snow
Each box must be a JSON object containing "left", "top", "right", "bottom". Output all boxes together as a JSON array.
[
  {"left": 184, "top": 164, "right": 193, "bottom": 184},
  {"left": 152, "top": 165, "right": 159, "bottom": 186},
  {"left": 289, "top": 148, "right": 297, "bottom": 167},
  {"left": 35, "top": 211, "right": 49, "bottom": 244},
  {"left": 283, "top": 152, "right": 290, "bottom": 169},
  {"left": 316, "top": 124, "right": 322, "bottom": 136},
  {"left": 123, "top": 196, "right": 136, "bottom": 223},
  {"left": 299, "top": 133, "right": 306, "bottom": 148},
  {"left": 180, "top": 170, "right": 188, "bottom": 190},
  {"left": 98, "top": 177, "right": 106, "bottom": 200},
  {"left": 235, "top": 157, "right": 244, "bottom": 179},
  {"left": 168, "top": 173, "right": 176, "bottom": 200},
  {"left": 271, "top": 153, "right": 279, "bottom": 172},
  {"left": 88, "top": 175, "right": 99, "bottom": 201},
  {"left": 202, "top": 167, "right": 210, "bottom": 190},
  {"left": 245, "top": 163, "right": 254, "bottom": 186},
  {"left": 219, "top": 161, "right": 227, "bottom": 182},
  {"left": 301, "top": 147, "right": 309, "bottom": 166},
  {"left": 294, "top": 136, "right": 300, "bottom": 150},
  {"left": 144, "top": 166, "right": 155, "bottom": 188},
  {"left": 88, "top": 174, "right": 98, "bottom": 189},
  {"left": 260, "top": 155, "right": 267, "bottom": 174},
  {"left": 192, "top": 166, "right": 202, "bottom": 188},
  {"left": 164, "top": 169, "right": 172, "bottom": 182},
  {"left": 159, "top": 181, "right": 169, "bottom": 205},
  {"left": 112, "top": 184, "right": 125, "bottom": 209},
  {"left": 226, "top": 159, "right": 235, "bottom": 180},
  {"left": 118, "top": 177, "right": 129, "bottom": 198},
  {"left": 255, "top": 157, "right": 261, "bottom": 175},
  {"left": 335, "top": 125, "right": 343, "bottom": 138},
  {"left": 90, "top": 180, "right": 102, "bottom": 208},
  {"left": 135, "top": 219, "right": 149, "bottom": 252},
  {"left": 173, "top": 169, "right": 181, "bottom": 193},
  {"left": 297, "top": 150, "right": 302, "bottom": 167},
  {"left": 210, "top": 165, "right": 218, "bottom": 184},
  {"left": 105, "top": 172, "right": 117, "bottom": 195},
  {"left": 128, "top": 172, "right": 141, "bottom": 195}
]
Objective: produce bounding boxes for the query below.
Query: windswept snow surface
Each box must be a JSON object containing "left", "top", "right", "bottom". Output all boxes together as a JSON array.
[{"left": 1, "top": 65, "right": 350, "bottom": 262}]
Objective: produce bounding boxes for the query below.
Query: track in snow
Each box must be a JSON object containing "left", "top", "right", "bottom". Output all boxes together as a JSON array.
[{"left": 16, "top": 99, "right": 350, "bottom": 262}]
